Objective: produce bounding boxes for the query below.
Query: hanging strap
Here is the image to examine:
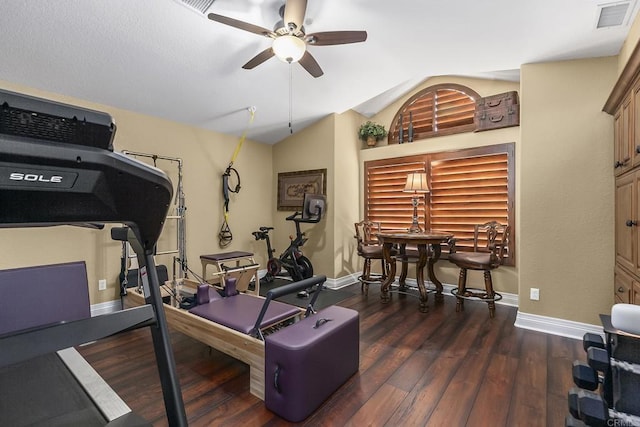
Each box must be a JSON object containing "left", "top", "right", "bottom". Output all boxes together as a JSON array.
[{"left": 218, "top": 107, "right": 255, "bottom": 247}]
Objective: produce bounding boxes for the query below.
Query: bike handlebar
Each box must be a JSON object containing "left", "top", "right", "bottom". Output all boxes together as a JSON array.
[{"left": 286, "top": 210, "right": 322, "bottom": 224}]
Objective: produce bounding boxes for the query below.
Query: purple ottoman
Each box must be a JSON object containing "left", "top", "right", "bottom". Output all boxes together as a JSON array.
[{"left": 264, "top": 305, "right": 359, "bottom": 422}]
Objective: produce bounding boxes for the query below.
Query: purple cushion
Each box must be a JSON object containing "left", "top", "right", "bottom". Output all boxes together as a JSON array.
[
  {"left": 0, "top": 262, "right": 90, "bottom": 335},
  {"left": 189, "top": 293, "right": 300, "bottom": 334}
]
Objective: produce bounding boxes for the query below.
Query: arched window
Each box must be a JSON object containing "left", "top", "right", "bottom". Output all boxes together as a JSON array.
[{"left": 388, "top": 83, "right": 479, "bottom": 144}]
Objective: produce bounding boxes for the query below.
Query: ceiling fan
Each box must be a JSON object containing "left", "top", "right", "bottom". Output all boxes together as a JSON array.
[{"left": 207, "top": 0, "right": 367, "bottom": 78}]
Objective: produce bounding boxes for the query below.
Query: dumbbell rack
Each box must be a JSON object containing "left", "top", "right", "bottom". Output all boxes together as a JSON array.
[{"left": 566, "top": 315, "right": 640, "bottom": 426}]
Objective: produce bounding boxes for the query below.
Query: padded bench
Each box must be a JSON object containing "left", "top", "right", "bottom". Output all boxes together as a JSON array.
[
  {"left": 189, "top": 287, "right": 300, "bottom": 336},
  {"left": 200, "top": 251, "right": 260, "bottom": 295}
]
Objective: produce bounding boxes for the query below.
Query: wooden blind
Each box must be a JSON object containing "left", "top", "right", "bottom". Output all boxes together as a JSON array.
[
  {"left": 389, "top": 84, "right": 479, "bottom": 144},
  {"left": 364, "top": 143, "right": 515, "bottom": 265},
  {"left": 365, "top": 158, "right": 426, "bottom": 231},
  {"left": 434, "top": 88, "right": 476, "bottom": 131}
]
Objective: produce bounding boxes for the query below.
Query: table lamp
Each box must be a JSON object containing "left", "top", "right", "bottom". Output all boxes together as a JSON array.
[{"left": 403, "top": 172, "right": 430, "bottom": 233}]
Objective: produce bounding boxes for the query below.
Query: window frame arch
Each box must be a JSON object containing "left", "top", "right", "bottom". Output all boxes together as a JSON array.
[{"left": 388, "top": 83, "right": 480, "bottom": 144}]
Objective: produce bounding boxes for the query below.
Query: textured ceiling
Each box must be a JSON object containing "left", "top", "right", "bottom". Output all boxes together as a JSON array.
[{"left": 0, "top": 0, "right": 637, "bottom": 144}]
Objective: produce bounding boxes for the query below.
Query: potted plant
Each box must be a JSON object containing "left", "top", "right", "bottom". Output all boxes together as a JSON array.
[{"left": 358, "top": 121, "right": 388, "bottom": 147}]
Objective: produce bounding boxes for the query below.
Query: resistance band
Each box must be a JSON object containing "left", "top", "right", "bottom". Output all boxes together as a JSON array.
[{"left": 219, "top": 107, "right": 255, "bottom": 247}]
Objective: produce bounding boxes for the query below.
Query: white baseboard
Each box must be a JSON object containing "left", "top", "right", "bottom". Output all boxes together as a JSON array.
[
  {"left": 326, "top": 273, "right": 361, "bottom": 290},
  {"left": 91, "top": 299, "right": 121, "bottom": 316},
  {"left": 401, "top": 278, "right": 519, "bottom": 307},
  {"left": 255, "top": 269, "right": 359, "bottom": 290},
  {"left": 514, "top": 311, "right": 603, "bottom": 340}
]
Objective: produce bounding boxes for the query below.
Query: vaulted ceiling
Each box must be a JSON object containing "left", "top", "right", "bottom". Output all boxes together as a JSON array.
[{"left": 0, "top": 0, "right": 637, "bottom": 144}]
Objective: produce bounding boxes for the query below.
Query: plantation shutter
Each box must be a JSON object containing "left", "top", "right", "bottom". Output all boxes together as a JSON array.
[
  {"left": 364, "top": 157, "right": 427, "bottom": 232},
  {"left": 434, "top": 88, "right": 476, "bottom": 131},
  {"left": 363, "top": 143, "right": 515, "bottom": 265},
  {"left": 389, "top": 84, "right": 479, "bottom": 143},
  {"left": 429, "top": 144, "right": 514, "bottom": 264}
]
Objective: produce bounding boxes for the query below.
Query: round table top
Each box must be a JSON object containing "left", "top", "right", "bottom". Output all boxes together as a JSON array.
[{"left": 376, "top": 230, "right": 453, "bottom": 245}]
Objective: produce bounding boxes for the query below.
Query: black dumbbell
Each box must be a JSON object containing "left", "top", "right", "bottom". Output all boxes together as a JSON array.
[
  {"left": 572, "top": 360, "right": 599, "bottom": 391},
  {"left": 583, "top": 333, "right": 605, "bottom": 352},
  {"left": 567, "top": 387, "right": 609, "bottom": 426},
  {"left": 587, "top": 346, "right": 610, "bottom": 372},
  {"left": 572, "top": 346, "right": 609, "bottom": 392}
]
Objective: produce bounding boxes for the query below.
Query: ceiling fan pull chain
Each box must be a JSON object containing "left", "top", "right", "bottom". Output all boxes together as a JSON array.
[{"left": 289, "top": 63, "right": 293, "bottom": 134}]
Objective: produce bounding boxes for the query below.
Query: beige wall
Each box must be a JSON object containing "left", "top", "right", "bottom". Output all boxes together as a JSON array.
[
  {"left": 333, "top": 110, "right": 364, "bottom": 278},
  {"left": 359, "top": 76, "right": 521, "bottom": 295},
  {"left": 519, "top": 57, "right": 616, "bottom": 324},
  {"left": 271, "top": 115, "right": 335, "bottom": 278},
  {"left": 0, "top": 80, "right": 273, "bottom": 305}
]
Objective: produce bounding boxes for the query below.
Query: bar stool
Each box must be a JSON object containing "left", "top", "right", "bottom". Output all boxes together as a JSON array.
[
  {"left": 354, "top": 220, "right": 396, "bottom": 295},
  {"left": 449, "top": 221, "right": 510, "bottom": 318}
]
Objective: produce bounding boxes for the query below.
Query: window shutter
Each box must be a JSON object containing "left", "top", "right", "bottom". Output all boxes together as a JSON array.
[
  {"left": 364, "top": 143, "right": 515, "bottom": 265},
  {"left": 389, "top": 84, "right": 479, "bottom": 143},
  {"left": 429, "top": 148, "right": 513, "bottom": 262},
  {"left": 434, "top": 88, "right": 476, "bottom": 131},
  {"left": 365, "top": 159, "right": 426, "bottom": 231}
]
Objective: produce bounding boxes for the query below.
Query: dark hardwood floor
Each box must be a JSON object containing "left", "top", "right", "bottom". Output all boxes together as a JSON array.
[{"left": 77, "top": 284, "right": 582, "bottom": 426}]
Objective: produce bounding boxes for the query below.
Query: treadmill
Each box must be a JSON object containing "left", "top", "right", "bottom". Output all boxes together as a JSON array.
[{"left": 0, "top": 89, "right": 187, "bottom": 426}]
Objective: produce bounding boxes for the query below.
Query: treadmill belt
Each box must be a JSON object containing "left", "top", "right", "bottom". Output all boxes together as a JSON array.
[{"left": 0, "top": 352, "right": 106, "bottom": 426}]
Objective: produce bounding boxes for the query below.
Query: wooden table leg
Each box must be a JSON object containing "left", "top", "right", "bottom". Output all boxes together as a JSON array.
[
  {"left": 398, "top": 243, "right": 408, "bottom": 291},
  {"left": 427, "top": 243, "right": 444, "bottom": 303},
  {"left": 415, "top": 243, "right": 429, "bottom": 313},
  {"left": 380, "top": 242, "right": 396, "bottom": 304}
]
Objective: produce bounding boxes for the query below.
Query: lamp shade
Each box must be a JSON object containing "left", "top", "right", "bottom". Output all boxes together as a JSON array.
[
  {"left": 272, "top": 35, "right": 306, "bottom": 63},
  {"left": 403, "top": 172, "right": 430, "bottom": 193}
]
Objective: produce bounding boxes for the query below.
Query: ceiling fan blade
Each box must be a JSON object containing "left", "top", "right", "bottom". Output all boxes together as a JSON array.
[
  {"left": 306, "top": 31, "right": 368, "bottom": 46},
  {"left": 283, "top": 0, "right": 307, "bottom": 32},
  {"left": 242, "top": 48, "right": 275, "bottom": 69},
  {"left": 207, "top": 13, "right": 275, "bottom": 38},
  {"left": 298, "top": 51, "right": 323, "bottom": 78}
]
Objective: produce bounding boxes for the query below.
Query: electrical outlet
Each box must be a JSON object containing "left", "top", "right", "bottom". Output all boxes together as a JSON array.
[
  {"left": 530, "top": 288, "right": 540, "bottom": 301},
  {"left": 98, "top": 279, "right": 107, "bottom": 291}
]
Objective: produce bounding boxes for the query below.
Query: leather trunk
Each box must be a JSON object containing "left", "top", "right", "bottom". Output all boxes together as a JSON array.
[
  {"left": 476, "top": 90, "right": 519, "bottom": 110},
  {"left": 474, "top": 105, "right": 520, "bottom": 131},
  {"left": 475, "top": 90, "right": 520, "bottom": 132}
]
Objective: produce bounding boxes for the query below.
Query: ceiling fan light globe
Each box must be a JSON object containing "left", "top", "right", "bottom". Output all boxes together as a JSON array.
[{"left": 272, "top": 35, "right": 306, "bottom": 63}]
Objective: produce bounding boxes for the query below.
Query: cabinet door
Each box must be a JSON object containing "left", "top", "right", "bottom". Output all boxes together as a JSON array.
[
  {"left": 634, "top": 81, "right": 640, "bottom": 167},
  {"left": 614, "top": 266, "right": 632, "bottom": 304},
  {"left": 616, "top": 173, "right": 635, "bottom": 271},
  {"left": 616, "top": 96, "right": 633, "bottom": 175},
  {"left": 635, "top": 171, "right": 640, "bottom": 276}
]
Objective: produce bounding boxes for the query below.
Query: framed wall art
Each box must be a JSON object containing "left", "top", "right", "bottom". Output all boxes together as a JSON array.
[{"left": 277, "top": 168, "right": 326, "bottom": 211}]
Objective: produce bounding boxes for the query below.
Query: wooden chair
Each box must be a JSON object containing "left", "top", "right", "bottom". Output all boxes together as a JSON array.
[
  {"left": 448, "top": 221, "right": 510, "bottom": 318},
  {"left": 354, "top": 220, "right": 395, "bottom": 295}
]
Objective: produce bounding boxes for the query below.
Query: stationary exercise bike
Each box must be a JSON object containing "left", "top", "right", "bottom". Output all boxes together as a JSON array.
[{"left": 252, "top": 193, "right": 325, "bottom": 288}]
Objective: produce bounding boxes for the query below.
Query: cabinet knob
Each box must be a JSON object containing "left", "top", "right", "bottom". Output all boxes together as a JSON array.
[
  {"left": 626, "top": 220, "right": 637, "bottom": 227},
  {"left": 636, "top": 145, "right": 640, "bottom": 154},
  {"left": 615, "top": 161, "right": 624, "bottom": 168},
  {"left": 618, "top": 287, "right": 625, "bottom": 293}
]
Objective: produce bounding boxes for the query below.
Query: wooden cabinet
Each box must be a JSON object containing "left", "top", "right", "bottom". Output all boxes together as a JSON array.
[{"left": 612, "top": 76, "right": 640, "bottom": 305}]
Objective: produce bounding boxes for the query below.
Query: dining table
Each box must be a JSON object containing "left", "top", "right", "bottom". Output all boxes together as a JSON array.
[{"left": 376, "top": 231, "right": 453, "bottom": 313}]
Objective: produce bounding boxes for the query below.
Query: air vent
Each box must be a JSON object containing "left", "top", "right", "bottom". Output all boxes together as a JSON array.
[
  {"left": 596, "top": 1, "right": 635, "bottom": 28},
  {"left": 175, "top": 0, "right": 217, "bottom": 14}
]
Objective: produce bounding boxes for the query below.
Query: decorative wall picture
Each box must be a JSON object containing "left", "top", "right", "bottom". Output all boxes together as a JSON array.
[{"left": 277, "top": 168, "right": 327, "bottom": 211}]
